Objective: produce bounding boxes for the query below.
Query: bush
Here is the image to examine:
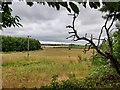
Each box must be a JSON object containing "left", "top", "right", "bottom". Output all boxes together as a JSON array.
[
  {"left": 91, "top": 57, "right": 108, "bottom": 66},
  {"left": 84, "top": 65, "right": 120, "bottom": 88},
  {"left": 41, "top": 78, "right": 85, "bottom": 90},
  {"left": 1, "top": 35, "right": 41, "bottom": 52},
  {"left": 41, "top": 65, "right": 120, "bottom": 89},
  {"left": 113, "top": 30, "right": 120, "bottom": 62}
]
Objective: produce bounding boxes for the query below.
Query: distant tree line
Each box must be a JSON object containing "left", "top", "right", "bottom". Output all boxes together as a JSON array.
[{"left": 1, "top": 35, "right": 41, "bottom": 52}]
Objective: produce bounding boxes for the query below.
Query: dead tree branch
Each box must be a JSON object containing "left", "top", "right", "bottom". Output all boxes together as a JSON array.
[
  {"left": 66, "top": 13, "right": 108, "bottom": 58},
  {"left": 66, "top": 13, "right": 120, "bottom": 74}
]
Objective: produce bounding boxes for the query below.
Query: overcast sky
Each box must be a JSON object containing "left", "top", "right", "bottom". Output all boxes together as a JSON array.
[{"left": 1, "top": 1, "right": 107, "bottom": 44}]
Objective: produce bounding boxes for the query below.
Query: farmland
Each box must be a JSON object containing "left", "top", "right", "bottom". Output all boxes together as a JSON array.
[{"left": 2, "top": 47, "right": 93, "bottom": 88}]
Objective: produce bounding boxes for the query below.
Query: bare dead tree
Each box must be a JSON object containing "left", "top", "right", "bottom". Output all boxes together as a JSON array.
[{"left": 66, "top": 13, "right": 120, "bottom": 75}]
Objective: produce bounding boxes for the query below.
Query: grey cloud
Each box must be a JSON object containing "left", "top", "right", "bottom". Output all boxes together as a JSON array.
[
  {"left": 78, "top": 5, "right": 104, "bottom": 26},
  {"left": 2, "top": 2, "right": 106, "bottom": 45},
  {"left": 11, "top": 2, "right": 65, "bottom": 23}
]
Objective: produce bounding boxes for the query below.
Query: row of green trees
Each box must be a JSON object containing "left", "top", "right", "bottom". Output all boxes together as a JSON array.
[{"left": 1, "top": 35, "right": 41, "bottom": 52}]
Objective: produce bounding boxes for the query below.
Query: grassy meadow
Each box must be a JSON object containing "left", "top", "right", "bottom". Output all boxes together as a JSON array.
[{"left": 2, "top": 47, "right": 93, "bottom": 88}]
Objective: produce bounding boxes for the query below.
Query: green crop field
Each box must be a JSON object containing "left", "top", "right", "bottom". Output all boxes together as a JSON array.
[{"left": 2, "top": 47, "right": 93, "bottom": 88}]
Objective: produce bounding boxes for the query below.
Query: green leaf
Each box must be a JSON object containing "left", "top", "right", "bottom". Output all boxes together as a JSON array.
[
  {"left": 15, "top": 18, "right": 19, "bottom": 22},
  {"left": 55, "top": 3, "right": 60, "bottom": 10},
  {"left": 99, "top": 5, "right": 108, "bottom": 12},
  {"left": 107, "top": 2, "right": 119, "bottom": 10},
  {"left": 94, "top": 2, "right": 100, "bottom": 7},
  {"left": 89, "top": 2, "right": 100, "bottom": 9},
  {"left": 92, "top": 3, "right": 98, "bottom": 9},
  {"left": 59, "top": 2, "right": 71, "bottom": 13},
  {"left": 66, "top": 7, "right": 71, "bottom": 13},
  {"left": 15, "top": 16, "right": 21, "bottom": 20},
  {"left": 82, "top": 2, "right": 87, "bottom": 8},
  {"left": 78, "top": 2, "right": 82, "bottom": 4},
  {"left": 103, "top": 2, "right": 119, "bottom": 11},
  {"left": 27, "top": 2, "right": 33, "bottom": 7},
  {"left": 47, "top": 2, "right": 52, "bottom": 7},
  {"left": 69, "top": 2, "right": 79, "bottom": 14},
  {"left": 59, "top": 2, "right": 68, "bottom": 7},
  {"left": 17, "top": 23, "right": 23, "bottom": 27},
  {"left": 89, "top": 2, "right": 98, "bottom": 9}
]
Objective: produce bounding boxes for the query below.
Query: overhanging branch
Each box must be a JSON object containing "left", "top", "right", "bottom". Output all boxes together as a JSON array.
[{"left": 66, "top": 13, "right": 110, "bottom": 59}]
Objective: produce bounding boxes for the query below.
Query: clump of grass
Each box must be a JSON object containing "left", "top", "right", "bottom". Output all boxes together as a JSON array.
[
  {"left": 3, "top": 60, "right": 90, "bottom": 88},
  {"left": 2, "top": 48, "right": 92, "bottom": 88},
  {"left": 78, "top": 54, "right": 82, "bottom": 63}
]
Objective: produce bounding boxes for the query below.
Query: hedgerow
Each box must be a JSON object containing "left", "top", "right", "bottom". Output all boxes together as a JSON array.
[{"left": 1, "top": 35, "right": 41, "bottom": 52}]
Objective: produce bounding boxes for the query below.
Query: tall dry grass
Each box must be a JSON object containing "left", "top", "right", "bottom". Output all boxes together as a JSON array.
[{"left": 2, "top": 47, "right": 93, "bottom": 88}]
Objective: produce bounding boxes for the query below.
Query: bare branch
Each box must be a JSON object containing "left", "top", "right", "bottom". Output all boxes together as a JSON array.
[
  {"left": 108, "top": 12, "right": 116, "bottom": 31},
  {"left": 66, "top": 13, "right": 108, "bottom": 58},
  {"left": 68, "top": 31, "right": 74, "bottom": 34},
  {"left": 110, "top": 28, "right": 118, "bottom": 33},
  {"left": 97, "top": 26, "right": 105, "bottom": 46},
  {"left": 83, "top": 43, "right": 91, "bottom": 54},
  {"left": 93, "top": 38, "right": 105, "bottom": 40},
  {"left": 85, "top": 33, "right": 87, "bottom": 38},
  {"left": 66, "top": 35, "right": 75, "bottom": 39},
  {"left": 90, "top": 34, "right": 93, "bottom": 40},
  {"left": 104, "top": 14, "right": 116, "bottom": 54},
  {"left": 66, "top": 25, "right": 73, "bottom": 28}
]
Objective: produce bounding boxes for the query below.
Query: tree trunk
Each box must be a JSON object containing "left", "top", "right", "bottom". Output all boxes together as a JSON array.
[{"left": 109, "top": 55, "right": 120, "bottom": 75}]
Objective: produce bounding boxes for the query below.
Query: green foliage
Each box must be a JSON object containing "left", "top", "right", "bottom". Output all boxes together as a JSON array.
[
  {"left": 90, "top": 45, "right": 108, "bottom": 66},
  {"left": 99, "top": 40, "right": 109, "bottom": 53},
  {"left": 91, "top": 57, "right": 108, "bottom": 66},
  {"left": 99, "top": 29, "right": 120, "bottom": 62},
  {"left": 41, "top": 78, "right": 84, "bottom": 90},
  {"left": 113, "top": 30, "right": 120, "bottom": 61},
  {"left": 84, "top": 65, "right": 120, "bottom": 88},
  {"left": 69, "top": 2, "right": 79, "bottom": 14},
  {"left": 27, "top": 1, "right": 101, "bottom": 15},
  {"left": 26, "top": 2, "right": 33, "bottom": 7},
  {"left": 41, "top": 65, "right": 120, "bottom": 89},
  {"left": 1, "top": 2, "right": 22, "bottom": 29},
  {"left": 102, "top": 2, "right": 120, "bottom": 12},
  {"left": 99, "top": 2, "right": 120, "bottom": 21},
  {"left": 89, "top": 2, "right": 98, "bottom": 9},
  {"left": 1, "top": 35, "right": 41, "bottom": 52}
]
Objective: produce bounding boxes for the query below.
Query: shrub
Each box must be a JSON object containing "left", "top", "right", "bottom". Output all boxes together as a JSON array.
[
  {"left": 113, "top": 30, "right": 120, "bottom": 62},
  {"left": 84, "top": 65, "right": 120, "bottom": 88},
  {"left": 41, "top": 65, "right": 120, "bottom": 89},
  {"left": 91, "top": 57, "right": 108, "bottom": 66},
  {"left": 1, "top": 35, "right": 41, "bottom": 52}
]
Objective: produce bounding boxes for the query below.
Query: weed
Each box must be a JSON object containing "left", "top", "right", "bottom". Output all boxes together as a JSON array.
[{"left": 77, "top": 55, "right": 82, "bottom": 63}]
